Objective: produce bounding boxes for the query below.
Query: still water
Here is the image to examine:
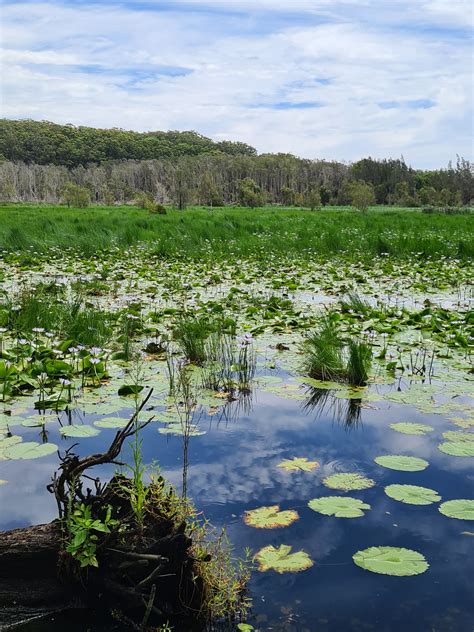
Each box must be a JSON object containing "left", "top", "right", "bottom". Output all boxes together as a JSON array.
[{"left": 1, "top": 376, "right": 473, "bottom": 632}]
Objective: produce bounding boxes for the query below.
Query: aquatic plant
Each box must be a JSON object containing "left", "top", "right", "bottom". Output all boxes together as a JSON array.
[
  {"left": 243, "top": 505, "right": 299, "bottom": 529},
  {"left": 174, "top": 312, "right": 214, "bottom": 365},
  {"left": 308, "top": 496, "right": 371, "bottom": 518},
  {"left": 277, "top": 456, "right": 319, "bottom": 472},
  {"left": 384, "top": 484, "right": 441, "bottom": 505},
  {"left": 438, "top": 499, "right": 474, "bottom": 520},
  {"left": 254, "top": 545, "right": 313, "bottom": 574},
  {"left": 374, "top": 455, "right": 429, "bottom": 471},
  {"left": 353, "top": 546, "right": 429, "bottom": 576},
  {"left": 323, "top": 472, "right": 375, "bottom": 491},
  {"left": 300, "top": 316, "right": 373, "bottom": 386}
]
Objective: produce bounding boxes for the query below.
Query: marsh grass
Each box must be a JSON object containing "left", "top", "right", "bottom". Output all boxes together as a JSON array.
[
  {"left": 0, "top": 288, "right": 114, "bottom": 346},
  {"left": 0, "top": 205, "right": 472, "bottom": 259},
  {"left": 301, "top": 316, "right": 372, "bottom": 385},
  {"left": 201, "top": 331, "right": 256, "bottom": 392},
  {"left": 174, "top": 313, "right": 214, "bottom": 365}
]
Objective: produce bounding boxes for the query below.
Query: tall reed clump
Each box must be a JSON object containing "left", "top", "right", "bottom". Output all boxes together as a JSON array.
[
  {"left": 173, "top": 312, "right": 215, "bottom": 365},
  {"left": 202, "top": 331, "right": 256, "bottom": 393},
  {"left": 301, "top": 314, "right": 372, "bottom": 386}
]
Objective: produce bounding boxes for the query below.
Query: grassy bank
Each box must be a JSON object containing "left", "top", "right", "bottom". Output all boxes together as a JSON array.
[{"left": 0, "top": 204, "right": 472, "bottom": 259}]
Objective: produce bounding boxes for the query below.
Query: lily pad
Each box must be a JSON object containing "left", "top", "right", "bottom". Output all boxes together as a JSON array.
[
  {"left": 3, "top": 441, "right": 58, "bottom": 460},
  {"left": 158, "top": 422, "right": 205, "bottom": 437},
  {"left": 277, "top": 457, "right": 319, "bottom": 472},
  {"left": 59, "top": 425, "right": 101, "bottom": 438},
  {"left": 254, "top": 544, "right": 313, "bottom": 574},
  {"left": 244, "top": 505, "right": 299, "bottom": 529},
  {"left": 442, "top": 431, "right": 474, "bottom": 443},
  {"left": 438, "top": 499, "right": 474, "bottom": 520},
  {"left": 390, "top": 422, "right": 434, "bottom": 435},
  {"left": 93, "top": 417, "right": 129, "bottom": 429},
  {"left": 374, "top": 455, "right": 429, "bottom": 472},
  {"left": 385, "top": 484, "right": 441, "bottom": 505},
  {"left": 438, "top": 442, "right": 474, "bottom": 457},
  {"left": 308, "top": 496, "right": 371, "bottom": 518},
  {"left": 353, "top": 546, "right": 429, "bottom": 576},
  {"left": 323, "top": 472, "right": 375, "bottom": 492}
]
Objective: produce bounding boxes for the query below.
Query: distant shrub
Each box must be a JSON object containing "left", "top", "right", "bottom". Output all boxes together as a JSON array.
[
  {"left": 148, "top": 203, "right": 167, "bottom": 215},
  {"left": 61, "top": 182, "right": 90, "bottom": 208}
]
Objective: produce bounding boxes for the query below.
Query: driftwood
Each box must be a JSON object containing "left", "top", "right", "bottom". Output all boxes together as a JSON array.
[{"left": 0, "top": 389, "right": 207, "bottom": 630}]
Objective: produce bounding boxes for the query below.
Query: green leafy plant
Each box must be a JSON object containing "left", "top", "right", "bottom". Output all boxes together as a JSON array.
[{"left": 66, "top": 503, "right": 119, "bottom": 568}]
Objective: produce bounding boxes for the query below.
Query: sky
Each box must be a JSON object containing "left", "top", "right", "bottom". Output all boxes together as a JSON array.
[{"left": 1, "top": 0, "right": 473, "bottom": 168}]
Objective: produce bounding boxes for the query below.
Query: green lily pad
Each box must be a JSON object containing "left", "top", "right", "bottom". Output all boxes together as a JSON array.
[
  {"left": 438, "top": 499, "right": 474, "bottom": 520},
  {"left": 0, "top": 435, "right": 22, "bottom": 451},
  {"left": 438, "top": 442, "right": 474, "bottom": 457},
  {"left": 374, "top": 455, "right": 429, "bottom": 472},
  {"left": 308, "top": 496, "right": 371, "bottom": 518},
  {"left": 277, "top": 457, "right": 319, "bottom": 472},
  {"left": 237, "top": 625, "right": 254, "bottom": 632},
  {"left": 21, "top": 416, "right": 53, "bottom": 427},
  {"left": 93, "top": 417, "right": 129, "bottom": 429},
  {"left": 442, "top": 431, "right": 474, "bottom": 443},
  {"left": 244, "top": 505, "right": 299, "bottom": 529},
  {"left": 3, "top": 441, "right": 58, "bottom": 460},
  {"left": 353, "top": 546, "right": 429, "bottom": 576},
  {"left": 323, "top": 472, "right": 375, "bottom": 492},
  {"left": 296, "top": 377, "right": 345, "bottom": 390},
  {"left": 59, "top": 425, "right": 101, "bottom": 438},
  {"left": 158, "top": 422, "right": 205, "bottom": 437},
  {"left": 449, "top": 417, "right": 474, "bottom": 429},
  {"left": 390, "top": 422, "right": 434, "bottom": 435},
  {"left": 385, "top": 484, "right": 441, "bottom": 505},
  {"left": 254, "top": 544, "right": 313, "bottom": 574},
  {"left": 257, "top": 375, "right": 283, "bottom": 384}
]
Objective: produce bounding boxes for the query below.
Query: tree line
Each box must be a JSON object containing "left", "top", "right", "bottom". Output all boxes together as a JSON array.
[
  {"left": 0, "top": 119, "right": 256, "bottom": 167},
  {"left": 0, "top": 120, "right": 472, "bottom": 208}
]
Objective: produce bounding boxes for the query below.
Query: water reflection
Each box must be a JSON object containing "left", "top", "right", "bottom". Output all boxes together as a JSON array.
[
  {"left": 303, "top": 387, "right": 362, "bottom": 428},
  {"left": 1, "top": 383, "right": 473, "bottom": 631}
]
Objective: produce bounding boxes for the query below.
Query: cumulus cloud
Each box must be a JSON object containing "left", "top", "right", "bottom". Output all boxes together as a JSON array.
[{"left": 1, "top": 0, "right": 472, "bottom": 167}]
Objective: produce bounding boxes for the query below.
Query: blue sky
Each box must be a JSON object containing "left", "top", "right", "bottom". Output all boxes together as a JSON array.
[{"left": 1, "top": 0, "right": 473, "bottom": 167}]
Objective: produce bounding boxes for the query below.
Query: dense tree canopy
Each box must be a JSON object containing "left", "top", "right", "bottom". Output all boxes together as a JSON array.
[
  {"left": 0, "top": 119, "right": 256, "bottom": 167},
  {"left": 0, "top": 120, "right": 472, "bottom": 207}
]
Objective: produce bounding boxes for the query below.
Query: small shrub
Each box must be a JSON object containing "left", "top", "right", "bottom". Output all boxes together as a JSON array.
[
  {"left": 148, "top": 202, "right": 167, "bottom": 215},
  {"left": 62, "top": 182, "right": 90, "bottom": 208}
]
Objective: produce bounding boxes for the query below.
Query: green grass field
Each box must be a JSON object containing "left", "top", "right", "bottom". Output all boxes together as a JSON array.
[{"left": 0, "top": 204, "right": 472, "bottom": 259}]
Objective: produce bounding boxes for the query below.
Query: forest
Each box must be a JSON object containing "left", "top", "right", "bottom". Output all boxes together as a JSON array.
[{"left": 0, "top": 119, "right": 472, "bottom": 207}]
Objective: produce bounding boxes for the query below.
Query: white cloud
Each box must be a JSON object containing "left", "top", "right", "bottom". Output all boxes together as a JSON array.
[{"left": 0, "top": 0, "right": 472, "bottom": 167}]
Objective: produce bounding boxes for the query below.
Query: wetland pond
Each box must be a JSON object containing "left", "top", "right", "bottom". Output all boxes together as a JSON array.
[{"left": 0, "top": 249, "right": 473, "bottom": 632}]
